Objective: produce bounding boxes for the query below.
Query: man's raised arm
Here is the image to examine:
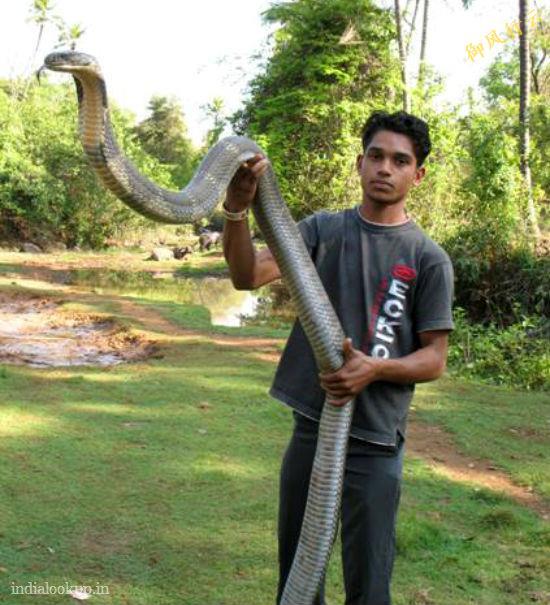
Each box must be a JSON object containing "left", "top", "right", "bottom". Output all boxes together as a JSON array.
[{"left": 222, "top": 154, "right": 281, "bottom": 290}]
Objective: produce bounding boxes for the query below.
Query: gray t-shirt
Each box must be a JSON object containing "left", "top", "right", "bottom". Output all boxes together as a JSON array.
[{"left": 269, "top": 207, "right": 454, "bottom": 446}]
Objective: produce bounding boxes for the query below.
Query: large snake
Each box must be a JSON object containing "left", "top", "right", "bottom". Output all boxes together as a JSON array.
[{"left": 43, "top": 51, "right": 355, "bottom": 604}]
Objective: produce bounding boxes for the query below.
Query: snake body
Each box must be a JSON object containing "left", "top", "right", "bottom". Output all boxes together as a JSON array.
[{"left": 44, "top": 51, "right": 355, "bottom": 604}]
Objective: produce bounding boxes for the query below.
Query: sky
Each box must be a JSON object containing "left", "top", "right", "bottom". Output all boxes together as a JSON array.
[{"left": 1, "top": 0, "right": 540, "bottom": 145}]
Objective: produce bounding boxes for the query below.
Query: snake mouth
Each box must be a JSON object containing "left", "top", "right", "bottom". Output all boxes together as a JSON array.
[{"left": 43, "top": 51, "right": 98, "bottom": 73}]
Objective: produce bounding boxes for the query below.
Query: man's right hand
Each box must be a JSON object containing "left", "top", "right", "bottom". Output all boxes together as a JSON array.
[{"left": 225, "top": 154, "right": 269, "bottom": 212}]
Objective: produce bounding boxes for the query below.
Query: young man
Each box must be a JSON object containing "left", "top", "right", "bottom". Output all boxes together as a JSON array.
[{"left": 222, "top": 111, "right": 454, "bottom": 605}]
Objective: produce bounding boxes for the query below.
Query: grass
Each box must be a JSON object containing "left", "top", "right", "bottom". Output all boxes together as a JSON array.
[
  {"left": 412, "top": 379, "right": 550, "bottom": 500},
  {"left": 0, "top": 250, "right": 549, "bottom": 604}
]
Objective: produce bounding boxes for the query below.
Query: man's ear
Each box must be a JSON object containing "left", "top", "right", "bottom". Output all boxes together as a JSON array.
[
  {"left": 356, "top": 154, "right": 364, "bottom": 174},
  {"left": 413, "top": 165, "right": 426, "bottom": 187}
]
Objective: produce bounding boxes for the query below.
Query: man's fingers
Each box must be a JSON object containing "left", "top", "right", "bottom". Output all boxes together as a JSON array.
[
  {"left": 319, "top": 367, "right": 360, "bottom": 384},
  {"left": 230, "top": 164, "right": 250, "bottom": 184},
  {"left": 233, "top": 157, "right": 268, "bottom": 184},
  {"left": 242, "top": 154, "right": 265, "bottom": 169},
  {"left": 319, "top": 378, "right": 350, "bottom": 393},
  {"left": 327, "top": 395, "right": 352, "bottom": 407},
  {"left": 343, "top": 337, "right": 353, "bottom": 357},
  {"left": 251, "top": 158, "right": 269, "bottom": 177},
  {"left": 319, "top": 371, "right": 341, "bottom": 383},
  {"left": 322, "top": 385, "right": 351, "bottom": 396}
]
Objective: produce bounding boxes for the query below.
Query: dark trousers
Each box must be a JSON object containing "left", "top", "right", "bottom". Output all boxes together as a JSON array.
[{"left": 277, "top": 412, "right": 404, "bottom": 605}]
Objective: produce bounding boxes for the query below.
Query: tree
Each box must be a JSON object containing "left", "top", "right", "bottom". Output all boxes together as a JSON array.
[
  {"left": 417, "top": 0, "right": 429, "bottom": 94},
  {"left": 477, "top": 14, "right": 549, "bottom": 241},
  {"left": 464, "top": 0, "right": 544, "bottom": 241},
  {"left": 393, "top": 0, "right": 411, "bottom": 111},
  {"left": 26, "top": 1, "right": 85, "bottom": 69},
  {"left": 232, "top": 0, "right": 399, "bottom": 218},
  {"left": 391, "top": 0, "right": 439, "bottom": 110},
  {"left": 28, "top": 0, "right": 55, "bottom": 71},
  {"left": 0, "top": 79, "right": 174, "bottom": 247},
  {"left": 134, "top": 96, "right": 197, "bottom": 187},
  {"left": 202, "top": 97, "right": 226, "bottom": 149},
  {"left": 55, "top": 19, "right": 85, "bottom": 51},
  {"left": 530, "top": 6, "right": 549, "bottom": 96},
  {"left": 519, "top": 0, "right": 541, "bottom": 241}
]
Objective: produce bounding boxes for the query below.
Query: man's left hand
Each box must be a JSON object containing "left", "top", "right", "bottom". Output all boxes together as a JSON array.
[{"left": 319, "top": 338, "right": 381, "bottom": 407}]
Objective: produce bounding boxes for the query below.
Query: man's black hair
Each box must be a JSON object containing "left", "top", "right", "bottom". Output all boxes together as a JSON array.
[{"left": 361, "top": 111, "right": 431, "bottom": 167}]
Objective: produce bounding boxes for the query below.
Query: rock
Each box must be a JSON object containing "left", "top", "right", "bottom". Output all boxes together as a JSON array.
[
  {"left": 20, "top": 242, "right": 43, "bottom": 254},
  {"left": 199, "top": 231, "right": 222, "bottom": 252},
  {"left": 148, "top": 247, "right": 174, "bottom": 261},
  {"left": 45, "top": 242, "right": 67, "bottom": 253},
  {"left": 173, "top": 245, "right": 193, "bottom": 260}
]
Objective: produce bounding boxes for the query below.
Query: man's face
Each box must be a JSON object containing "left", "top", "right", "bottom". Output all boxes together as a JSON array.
[{"left": 357, "top": 130, "right": 425, "bottom": 206}]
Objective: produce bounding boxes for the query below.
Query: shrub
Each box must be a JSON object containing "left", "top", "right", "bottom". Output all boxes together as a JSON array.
[
  {"left": 448, "top": 308, "right": 549, "bottom": 391},
  {"left": 446, "top": 243, "right": 549, "bottom": 326}
]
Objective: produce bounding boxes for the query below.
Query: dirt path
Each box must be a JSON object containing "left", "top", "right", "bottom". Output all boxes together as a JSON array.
[
  {"left": 406, "top": 415, "right": 549, "bottom": 519},
  {"left": 2, "top": 265, "right": 548, "bottom": 519}
]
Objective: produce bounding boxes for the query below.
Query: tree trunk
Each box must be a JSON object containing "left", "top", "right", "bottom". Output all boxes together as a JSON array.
[
  {"left": 418, "top": 0, "right": 429, "bottom": 94},
  {"left": 519, "top": 0, "right": 541, "bottom": 241},
  {"left": 405, "top": 0, "right": 421, "bottom": 56},
  {"left": 394, "top": 0, "right": 411, "bottom": 112}
]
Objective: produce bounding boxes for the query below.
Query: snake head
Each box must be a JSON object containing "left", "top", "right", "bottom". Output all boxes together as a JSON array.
[{"left": 42, "top": 51, "right": 101, "bottom": 75}]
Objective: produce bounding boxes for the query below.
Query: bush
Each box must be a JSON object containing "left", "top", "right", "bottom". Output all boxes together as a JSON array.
[
  {"left": 0, "top": 80, "right": 175, "bottom": 248},
  {"left": 448, "top": 308, "right": 549, "bottom": 391},
  {"left": 446, "top": 243, "right": 549, "bottom": 326}
]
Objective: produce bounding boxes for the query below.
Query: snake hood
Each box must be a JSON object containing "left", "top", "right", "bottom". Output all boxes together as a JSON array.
[{"left": 41, "top": 51, "right": 106, "bottom": 108}]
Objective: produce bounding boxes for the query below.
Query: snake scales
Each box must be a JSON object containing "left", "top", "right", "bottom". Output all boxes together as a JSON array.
[{"left": 44, "top": 50, "right": 356, "bottom": 605}]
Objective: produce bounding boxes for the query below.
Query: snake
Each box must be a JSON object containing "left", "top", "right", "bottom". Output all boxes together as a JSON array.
[{"left": 43, "top": 50, "right": 356, "bottom": 605}]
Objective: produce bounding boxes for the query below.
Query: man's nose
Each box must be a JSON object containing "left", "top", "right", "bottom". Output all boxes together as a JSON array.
[{"left": 377, "top": 159, "right": 391, "bottom": 175}]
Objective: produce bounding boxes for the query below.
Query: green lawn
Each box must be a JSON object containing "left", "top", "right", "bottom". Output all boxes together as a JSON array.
[{"left": 0, "top": 251, "right": 548, "bottom": 605}]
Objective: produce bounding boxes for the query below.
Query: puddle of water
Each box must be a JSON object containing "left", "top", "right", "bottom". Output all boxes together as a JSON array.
[
  {"left": 0, "top": 295, "right": 153, "bottom": 367},
  {"left": 3, "top": 266, "right": 292, "bottom": 330},
  {"left": 191, "top": 276, "right": 259, "bottom": 327},
  {"left": 65, "top": 269, "right": 261, "bottom": 328}
]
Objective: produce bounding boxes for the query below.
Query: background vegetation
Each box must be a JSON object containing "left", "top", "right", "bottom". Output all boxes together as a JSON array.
[
  {"left": 0, "top": 3, "right": 549, "bottom": 604},
  {"left": 0, "top": 0, "right": 548, "bottom": 391}
]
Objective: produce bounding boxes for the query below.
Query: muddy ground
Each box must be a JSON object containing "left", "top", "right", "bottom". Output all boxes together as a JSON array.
[{"left": 0, "top": 289, "right": 156, "bottom": 367}]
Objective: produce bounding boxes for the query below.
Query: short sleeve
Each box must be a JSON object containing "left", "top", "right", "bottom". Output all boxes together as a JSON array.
[
  {"left": 297, "top": 213, "right": 319, "bottom": 259},
  {"left": 413, "top": 261, "right": 455, "bottom": 333}
]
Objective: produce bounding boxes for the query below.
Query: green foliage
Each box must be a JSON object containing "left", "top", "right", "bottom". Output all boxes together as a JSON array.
[
  {"left": 480, "top": 54, "right": 518, "bottom": 105},
  {"left": 477, "top": 11, "right": 550, "bottom": 230},
  {"left": 480, "top": 9, "right": 549, "bottom": 104},
  {"left": 0, "top": 79, "right": 174, "bottom": 247},
  {"left": 530, "top": 99, "right": 550, "bottom": 219},
  {"left": 232, "top": 0, "right": 401, "bottom": 218},
  {"left": 28, "top": 0, "right": 84, "bottom": 54},
  {"left": 406, "top": 108, "right": 468, "bottom": 240},
  {"left": 134, "top": 95, "right": 197, "bottom": 187},
  {"left": 459, "top": 113, "right": 523, "bottom": 254},
  {"left": 448, "top": 308, "right": 549, "bottom": 391},
  {"left": 202, "top": 97, "right": 227, "bottom": 149},
  {"left": 447, "top": 244, "right": 549, "bottom": 325}
]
